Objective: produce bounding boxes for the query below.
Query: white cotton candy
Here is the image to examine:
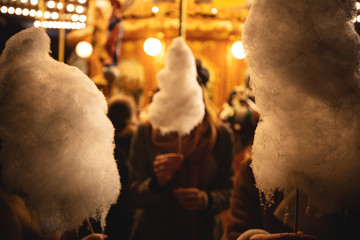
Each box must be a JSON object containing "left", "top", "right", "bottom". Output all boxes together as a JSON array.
[
  {"left": 148, "top": 37, "right": 205, "bottom": 135},
  {"left": 242, "top": 0, "right": 360, "bottom": 213},
  {"left": 0, "top": 27, "right": 120, "bottom": 234}
]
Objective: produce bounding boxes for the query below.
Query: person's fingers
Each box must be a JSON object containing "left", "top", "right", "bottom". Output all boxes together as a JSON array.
[
  {"left": 180, "top": 200, "right": 203, "bottom": 210},
  {"left": 81, "top": 233, "right": 108, "bottom": 240},
  {"left": 173, "top": 188, "right": 199, "bottom": 195},
  {"left": 250, "top": 232, "right": 319, "bottom": 240},
  {"left": 154, "top": 161, "right": 174, "bottom": 172},
  {"left": 155, "top": 153, "right": 183, "bottom": 162},
  {"left": 155, "top": 171, "right": 171, "bottom": 180},
  {"left": 250, "top": 233, "right": 293, "bottom": 240},
  {"left": 158, "top": 153, "right": 184, "bottom": 159},
  {"left": 182, "top": 204, "right": 201, "bottom": 210},
  {"left": 154, "top": 153, "right": 184, "bottom": 171},
  {"left": 176, "top": 191, "right": 204, "bottom": 210},
  {"left": 178, "top": 196, "right": 200, "bottom": 205}
]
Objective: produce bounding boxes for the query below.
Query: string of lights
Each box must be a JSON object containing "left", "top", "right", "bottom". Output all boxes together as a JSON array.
[
  {"left": 355, "top": 1, "right": 360, "bottom": 23},
  {"left": 0, "top": 0, "right": 88, "bottom": 29}
]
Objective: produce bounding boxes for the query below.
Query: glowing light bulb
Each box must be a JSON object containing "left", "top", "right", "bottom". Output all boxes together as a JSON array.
[
  {"left": 143, "top": 38, "right": 162, "bottom": 56},
  {"left": 76, "top": 41, "right": 93, "bottom": 58},
  {"left": 30, "top": 9, "right": 36, "bottom": 16},
  {"left": 67, "top": 4, "right": 75, "bottom": 12},
  {"left": 211, "top": 8, "right": 218, "bottom": 14},
  {"left": 22, "top": 8, "right": 29, "bottom": 16},
  {"left": 47, "top": 0, "right": 55, "bottom": 8},
  {"left": 152, "top": 6, "right": 159, "bottom": 13},
  {"left": 36, "top": 10, "right": 42, "bottom": 17},
  {"left": 75, "top": 5, "right": 84, "bottom": 13},
  {"left": 79, "top": 14, "right": 87, "bottom": 22},
  {"left": 8, "top": 7, "right": 15, "bottom": 14},
  {"left": 1, "top": 6, "right": 8, "bottom": 13},
  {"left": 51, "top": 12, "right": 58, "bottom": 19},
  {"left": 34, "top": 20, "right": 41, "bottom": 27},
  {"left": 44, "top": 11, "right": 51, "bottom": 18},
  {"left": 231, "top": 41, "right": 246, "bottom": 60},
  {"left": 71, "top": 14, "right": 79, "bottom": 21}
]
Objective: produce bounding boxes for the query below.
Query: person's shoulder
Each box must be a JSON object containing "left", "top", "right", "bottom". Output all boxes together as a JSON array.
[
  {"left": 218, "top": 122, "right": 233, "bottom": 135},
  {"left": 0, "top": 188, "right": 22, "bottom": 240},
  {"left": 136, "top": 121, "right": 149, "bottom": 131},
  {"left": 134, "top": 121, "right": 153, "bottom": 137},
  {"left": 218, "top": 122, "right": 235, "bottom": 142}
]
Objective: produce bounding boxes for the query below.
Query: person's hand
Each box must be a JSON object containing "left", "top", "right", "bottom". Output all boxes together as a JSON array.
[
  {"left": 173, "top": 188, "right": 208, "bottom": 211},
  {"left": 81, "top": 233, "right": 108, "bottom": 240},
  {"left": 249, "top": 231, "right": 319, "bottom": 240},
  {"left": 154, "top": 153, "right": 183, "bottom": 186}
]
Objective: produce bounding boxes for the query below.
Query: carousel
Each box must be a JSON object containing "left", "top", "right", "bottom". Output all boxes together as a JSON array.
[{"left": 0, "top": 0, "right": 253, "bottom": 110}]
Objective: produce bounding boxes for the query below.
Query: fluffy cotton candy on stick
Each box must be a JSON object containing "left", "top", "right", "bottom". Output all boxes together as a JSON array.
[
  {"left": 148, "top": 37, "right": 205, "bottom": 136},
  {"left": 0, "top": 27, "right": 120, "bottom": 234},
  {"left": 242, "top": 0, "right": 360, "bottom": 213}
]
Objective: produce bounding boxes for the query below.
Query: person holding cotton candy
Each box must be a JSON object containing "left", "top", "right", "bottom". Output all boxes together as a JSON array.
[
  {"left": 127, "top": 37, "right": 234, "bottom": 240},
  {"left": 223, "top": 0, "right": 360, "bottom": 240},
  {"left": 0, "top": 27, "right": 120, "bottom": 240}
]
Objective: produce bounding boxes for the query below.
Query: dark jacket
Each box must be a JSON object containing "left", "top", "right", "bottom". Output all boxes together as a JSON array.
[
  {"left": 223, "top": 158, "right": 291, "bottom": 240},
  {"left": 128, "top": 123, "right": 234, "bottom": 240},
  {"left": 223, "top": 158, "right": 360, "bottom": 240}
]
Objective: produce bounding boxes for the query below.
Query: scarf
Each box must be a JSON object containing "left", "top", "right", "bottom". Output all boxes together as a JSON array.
[{"left": 151, "top": 117, "right": 218, "bottom": 239}]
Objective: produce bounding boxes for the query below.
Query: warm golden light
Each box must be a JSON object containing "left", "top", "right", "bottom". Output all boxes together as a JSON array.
[
  {"left": 211, "top": 8, "right": 218, "bottom": 14},
  {"left": 34, "top": 20, "right": 41, "bottom": 27},
  {"left": 22, "top": 8, "right": 29, "bottom": 16},
  {"left": 1, "top": 0, "right": 88, "bottom": 29},
  {"left": 231, "top": 41, "right": 246, "bottom": 60},
  {"left": 51, "top": 12, "right": 59, "bottom": 19},
  {"left": 143, "top": 38, "right": 162, "bottom": 56},
  {"left": 76, "top": 41, "right": 93, "bottom": 58},
  {"left": 47, "top": 0, "right": 55, "bottom": 8},
  {"left": 36, "top": 10, "right": 42, "bottom": 17},
  {"left": 71, "top": 14, "right": 79, "bottom": 21},
  {"left": 79, "top": 14, "right": 86, "bottom": 22},
  {"left": 66, "top": 4, "right": 75, "bottom": 12},
  {"left": 44, "top": 11, "right": 51, "bottom": 18},
  {"left": 1, "top": 6, "right": 7, "bottom": 13},
  {"left": 152, "top": 6, "right": 159, "bottom": 13},
  {"left": 75, "top": 5, "right": 84, "bottom": 13},
  {"left": 15, "top": 7, "right": 21, "bottom": 15},
  {"left": 29, "top": 9, "right": 36, "bottom": 16},
  {"left": 8, "top": 7, "right": 15, "bottom": 14}
]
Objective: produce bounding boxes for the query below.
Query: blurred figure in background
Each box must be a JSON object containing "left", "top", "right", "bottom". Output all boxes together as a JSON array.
[
  {"left": 105, "top": 94, "right": 137, "bottom": 240},
  {"left": 219, "top": 86, "right": 259, "bottom": 175}
]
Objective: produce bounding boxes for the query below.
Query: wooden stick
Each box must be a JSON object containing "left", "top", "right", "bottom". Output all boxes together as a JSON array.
[
  {"left": 179, "top": 0, "right": 187, "bottom": 37},
  {"left": 294, "top": 189, "right": 299, "bottom": 233},
  {"left": 86, "top": 218, "right": 94, "bottom": 234}
]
